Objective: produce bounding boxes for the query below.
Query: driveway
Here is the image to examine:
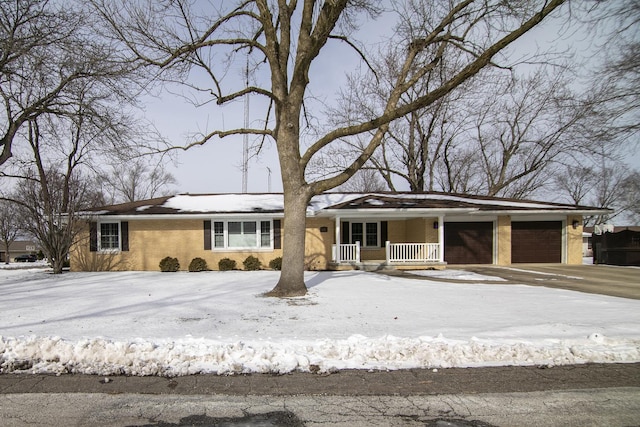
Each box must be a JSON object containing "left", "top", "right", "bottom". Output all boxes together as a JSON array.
[{"left": 395, "top": 264, "right": 640, "bottom": 300}]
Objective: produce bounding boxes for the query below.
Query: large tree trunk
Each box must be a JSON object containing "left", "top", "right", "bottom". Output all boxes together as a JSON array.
[
  {"left": 266, "top": 115, "right": 312, "bottom": 297},
  {"left": 267, "top": 186, "right": 311, "bottom": 297}
]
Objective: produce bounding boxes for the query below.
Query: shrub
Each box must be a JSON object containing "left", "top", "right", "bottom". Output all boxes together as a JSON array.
[
  {"left": 159, "top": 256, "right": 180, "bottom": 272},
  {"left": 218, "top": 258, "right": 237, "bottom": 271},
  {"left": 268, "top": 257, "right": 282, "bottom": 270},
  {"left": 188, "top": 257, "right": 208, "bottom": 272},
  {"left": 243, "top": 255, "right": 262, "bottom": 271}
]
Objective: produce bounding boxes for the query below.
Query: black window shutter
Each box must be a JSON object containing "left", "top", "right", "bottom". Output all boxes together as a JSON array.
[
  {"left": 381, "top": 221, "right": 388, "bottom": 247},
  {"left": 89, "top": 222, "right": 98, "bottom": 252},
  {"left": 341, "top": 221, "right": 350, "bottom": 244},
  {"left": 204, "top": 220, "right": 212, "bottom": 250},
  {"left": 121, "top": 222, "right": 129, "bottom": 251},
  {"left": 273, "top": 219, "right": 282, "bottom": 249}
]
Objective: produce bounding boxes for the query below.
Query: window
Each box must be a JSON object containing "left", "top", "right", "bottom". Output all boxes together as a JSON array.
[
  {"left": 261, "top": 221, "right": 271, "bottom": 247},
  {"left": 100, "top": 222, "right": 120, "bottom": 251},
  {"left": 352, "top": 223, "right": 363, "bottom": 245},
  {"left": 348, "top": 221, "right": 379, "bottom": 247},
  {"left": 90, "top": 221, "right": 128, "bottom": 252},
  {"left": 366, "top": 223, "right": 378, "bottom": 246},
  {"left": 213, "top": 221, "right": 224, "bottom": 248},
  {"left": 210, "top": 220, "right": 272, "bottom": 250},
  {"left": 229, "top": 221, "right": 257, "bottom": 247}
]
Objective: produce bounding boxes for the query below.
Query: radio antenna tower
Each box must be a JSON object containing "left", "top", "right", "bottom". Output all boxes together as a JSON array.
[{"left": 242, "top": 56, "right": 249, "bottom": 193}]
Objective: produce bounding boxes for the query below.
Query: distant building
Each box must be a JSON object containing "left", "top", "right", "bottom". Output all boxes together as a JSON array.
[{"left": 0, "top": 240, "right": 39, "bottom": 263}]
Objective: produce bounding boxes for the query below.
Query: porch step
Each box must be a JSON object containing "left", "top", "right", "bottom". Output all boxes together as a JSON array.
[
  {"left": 328, "top": 261, "right": 447, "bottom": 272},
  {"left": 360, "top": 262, "right": 394, "bottom": 272}
]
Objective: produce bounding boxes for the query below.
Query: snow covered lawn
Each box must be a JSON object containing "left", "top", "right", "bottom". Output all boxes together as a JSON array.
[{"left": 1, "top": 268, "right": 639, "bottom": 376}]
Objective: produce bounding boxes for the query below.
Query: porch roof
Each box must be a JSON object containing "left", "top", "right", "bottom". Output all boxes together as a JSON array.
[
  {"left": 312, "top": 193, "right": 610, "bottom": 218},
  {"left": 79, "top": 192, "right": 610, "bottom": 219}
]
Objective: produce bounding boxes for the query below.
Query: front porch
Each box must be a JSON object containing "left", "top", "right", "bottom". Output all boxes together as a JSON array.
[{"left": 329, "top": 241, "right": 447, "bottom": 271}]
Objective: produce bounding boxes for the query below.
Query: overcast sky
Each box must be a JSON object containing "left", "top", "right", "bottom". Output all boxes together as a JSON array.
[{"left": 144, "top": 4, "right": 639, "bottom": 196}]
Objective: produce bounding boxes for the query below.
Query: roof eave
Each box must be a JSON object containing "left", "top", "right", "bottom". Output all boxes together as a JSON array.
[
  {"left": 481, "top": 208, "right": 613, "bottom": 216},
  {"left": 78, "top": 212, "right": 285, "bottom": 221},
  {"left": 314, "top": 208, "right": 478, "bottom": 218}
]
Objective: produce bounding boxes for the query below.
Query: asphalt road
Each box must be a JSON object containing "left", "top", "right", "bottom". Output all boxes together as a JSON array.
[{"left": 1, "top": 364, "right": 639, "bottom": 426}]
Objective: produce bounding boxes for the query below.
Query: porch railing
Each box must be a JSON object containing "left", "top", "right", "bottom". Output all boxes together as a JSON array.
[
  {"left": 332, "top": 242, "right": 361, "bottom": 263},
  {"left": 386, "top": 241, "right": 440, "bottom": 263}
]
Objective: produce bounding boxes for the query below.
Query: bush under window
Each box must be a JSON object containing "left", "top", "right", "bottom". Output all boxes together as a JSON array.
[
  {"left": 218, "top": 258, "right": 237, "bottom": 271},
  {"left": 188, "top": 257, "right": 208, "bottom": 272},
  {"left": 243, "top": 255, "right": 262, "bottom": 271},
  {"left": 269, "top": 257, "right": 282, "bottom": 270},
  {"left": 159, "top": 256, "right": 180, "bottom": 272}
]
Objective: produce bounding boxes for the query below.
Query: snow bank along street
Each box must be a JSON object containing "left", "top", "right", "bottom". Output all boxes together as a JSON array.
[{"left": 1, "top": 266, "right": 639, "bottom": 376}]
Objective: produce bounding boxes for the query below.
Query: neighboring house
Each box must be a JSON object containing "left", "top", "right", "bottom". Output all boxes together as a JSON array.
[
  {"left": 70, "top": 192, "right": 609, "bottom": 272},
  {"left": 0, "top": 240, "right": 39, "bottom": 263}
]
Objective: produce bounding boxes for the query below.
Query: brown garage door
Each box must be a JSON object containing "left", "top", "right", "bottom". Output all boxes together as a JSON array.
[
  {"left": 444, "top": 222, "right": 493, "bottom": 264},
  {"left": 511, "top": 221, "right": 562, "bottom": 263}
]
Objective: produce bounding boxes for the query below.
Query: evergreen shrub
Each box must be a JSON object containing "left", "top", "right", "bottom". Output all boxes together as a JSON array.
[
  {"left": 243, "top": 255, "right": 262, "bottom": 271},
  {"left": 188, "top": 257, "right": 208, "bottom": 272},
  {"left": 268, "top": 257, "right": 282, "bottom": 270},
  {"left": 218, "top": 258, "right": 237, "bottom": 271},
  {"left": 159, "top": 256, "right": 180, "bottom": 272}
]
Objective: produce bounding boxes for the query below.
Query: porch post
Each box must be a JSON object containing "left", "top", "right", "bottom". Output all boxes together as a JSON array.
[
  {"left": 438, "top": 215, "right": 444, "bottom": 263},
  {"left": 385, "top": 240, "right": 390, "bottom": 264},
  {"left": 335, "top": 216, "right": 341, "bottom": 263}
]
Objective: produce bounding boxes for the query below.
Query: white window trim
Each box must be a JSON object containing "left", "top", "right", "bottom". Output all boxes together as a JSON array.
[
  {"left": 98, "top": 221, "right": 121, "bottom": 253},
  {"left": 211, "top": 218, "right": 274, "bottom": 251},
  {"left": 346, "top": 220, "right": 381, "bottom": 248}
]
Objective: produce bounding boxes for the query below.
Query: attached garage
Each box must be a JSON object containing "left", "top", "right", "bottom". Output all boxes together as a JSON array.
[
  {"left": 511, "top": 221, "right": 562, "bottom": 263},
  {"left": 444, "top": 222, "right": 494, "bottom": 264}
]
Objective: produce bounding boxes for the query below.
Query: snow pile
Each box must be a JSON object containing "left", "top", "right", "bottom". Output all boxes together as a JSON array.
[
  {"left": 1, "top": 269, "right": 639, "bottom": 376},
  {"left": 1, "top": 334, "right": 638, "bottom": 376}
]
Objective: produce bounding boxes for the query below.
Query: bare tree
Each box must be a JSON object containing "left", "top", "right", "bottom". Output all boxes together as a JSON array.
[
  {"left": 329, "top": 54, "right": 589, "bottom": 199},
  {"left": 325, "top": 30, "right": 474, "bottom": 193},
  {"left": 552, "top": 165, "right": 596, "bottom": 206},
  {"left": 337, "top": 168, "right": 386, "bottom": 193},
  {"left": 465, "top": 68, "right": 587, "bottom": 197},
  {"left": 0, "top": 0, "right": 137, "bottom": 167},
  {"left": 6, "top": 75, "right": 138, "bottom": 273},
  {"left": 620, "top": 171, "right": 640, "bottom": 223},
  {"left": 94, "top": 0, "right": 567, "bottom": 296},
  {"left": 555, "top": 148, "right": 637, "bottom": 226},
  {"left": 98, "top": 158, "right": 176, "bottom": 204},
  {"left": 0, "top": 200, "right": 21, "bottom": 264},
  {"left": 436, "top": 141, "right": 478, "bottom": 194},
  {"left": 584, "top": 0, "right": 639, "bottom": 142}
]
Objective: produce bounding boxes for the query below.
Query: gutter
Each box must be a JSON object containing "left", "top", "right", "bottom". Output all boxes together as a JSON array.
[
  {"left": 313, "top": 208, "right": 477, "bottom": 218},
  {"left": 77, "top": 213, "right": 286, "bottom": 221}
]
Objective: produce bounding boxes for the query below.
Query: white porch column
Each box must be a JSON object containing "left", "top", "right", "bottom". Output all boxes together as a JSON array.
[
  {"left": 335, "top": 216, "right": 341, "bottom": 263},
  {"left": 438, "top": 215, "right": 445, "bottom": 263},
  {"left": 385, "top": 240, "right": 390, "bottom": 263}
]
